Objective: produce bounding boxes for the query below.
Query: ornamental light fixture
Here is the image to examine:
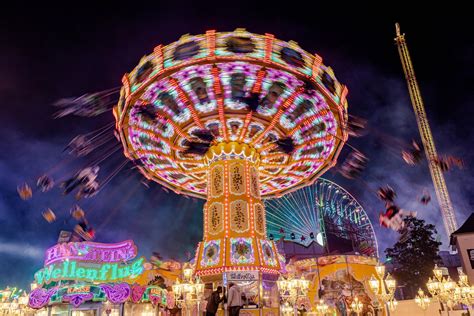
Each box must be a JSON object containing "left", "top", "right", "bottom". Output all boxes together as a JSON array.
[
  {"left": 350, "top": 296, "right": 363, "bottom": 316},
  {"left": 414, "top": 288, "right": 431, "bottom": 311},
  {"left": 368, "top": 263, "right": 397, "bottom": 313}
]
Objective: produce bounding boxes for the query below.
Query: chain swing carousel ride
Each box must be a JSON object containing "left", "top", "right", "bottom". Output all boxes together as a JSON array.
[
  {"left": 18, "top": 28, "right": 374, "bottom": 314},
  {"left": 112, "top": 28, "right": 350, "bottom": 313}
]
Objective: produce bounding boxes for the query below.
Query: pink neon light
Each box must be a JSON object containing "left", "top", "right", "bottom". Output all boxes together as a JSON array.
[{"left": 44, "top": 240, "right": 137, "bottom": 266}]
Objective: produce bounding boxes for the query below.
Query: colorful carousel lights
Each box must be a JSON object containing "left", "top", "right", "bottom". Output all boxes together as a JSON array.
[
  {"left": 368, "top": 263, "right": 397, "bottom": 313},
  {"left": 115, "top": 29, "right": 349, "bottom": 278}
]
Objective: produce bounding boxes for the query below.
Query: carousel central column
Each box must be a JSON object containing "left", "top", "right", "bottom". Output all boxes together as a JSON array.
[{"left": 195, "top": 142, "right": 280, "bottom": 278}]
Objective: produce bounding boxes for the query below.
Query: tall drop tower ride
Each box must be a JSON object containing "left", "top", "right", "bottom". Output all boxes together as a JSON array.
[{"left": 395, "top": 23, "right": 458, "bottom": 236}]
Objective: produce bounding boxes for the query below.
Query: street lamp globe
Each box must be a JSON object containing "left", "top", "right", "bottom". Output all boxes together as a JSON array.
[{"left": 414, "top": 289, "right": 431, "bottom": 311}]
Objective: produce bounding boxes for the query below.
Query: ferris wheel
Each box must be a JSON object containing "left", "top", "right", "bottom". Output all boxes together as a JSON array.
[{"left": 265, "top": 178, "right": 378, "bottom": 257}]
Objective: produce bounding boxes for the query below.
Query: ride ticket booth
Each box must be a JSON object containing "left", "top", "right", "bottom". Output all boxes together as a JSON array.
[
  {"left": 224, "top": 271, "right": 260, "bottom": 316},
  {"left": 209, "top": 271, "right": 278, "bottom": 316}
]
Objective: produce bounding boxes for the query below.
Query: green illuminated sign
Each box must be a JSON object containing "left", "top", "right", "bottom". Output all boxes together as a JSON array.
[{"left": 34, "top": 257, "right": 144, "bottom": 286}]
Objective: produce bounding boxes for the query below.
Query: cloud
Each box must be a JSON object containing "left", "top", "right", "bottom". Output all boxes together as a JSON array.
[{"left": 0, "top": 240, "right": 44, "bottom": 260}]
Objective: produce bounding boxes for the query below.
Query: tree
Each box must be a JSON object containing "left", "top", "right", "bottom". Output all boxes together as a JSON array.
[{"left": 385, "top": 217, "right": 441, "bottom": 298}]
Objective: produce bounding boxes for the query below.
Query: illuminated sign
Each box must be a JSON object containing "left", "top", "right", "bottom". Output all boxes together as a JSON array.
[
  {"left": 67, "top": 286, "right": 90, "bottom": 294},
  {"left": 44, "top": 240, "right": 137, "bottom": 265},
  {"left": 34, "top": 257, "right": 144, "bottom": 286},
  {"left": 150, "top": 287, "right": 162, "bottom": 295},
  {"left": 226, "top": 271, "right": 259, "bottom": 281},
  {"left": 148, "top": 286, "right": 165, "bottom": 306}
]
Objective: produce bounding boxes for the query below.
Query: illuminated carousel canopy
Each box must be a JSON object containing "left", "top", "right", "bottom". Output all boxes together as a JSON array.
[{"left": 114, "top": 28, "right": 348, "bottom": 199}]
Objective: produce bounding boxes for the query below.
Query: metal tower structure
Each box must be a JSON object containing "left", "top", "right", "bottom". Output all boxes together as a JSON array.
[{"left": 394, "top": 23, "right": 458, "bottom": 236}]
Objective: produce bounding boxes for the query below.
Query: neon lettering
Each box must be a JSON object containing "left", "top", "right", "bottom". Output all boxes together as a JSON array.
[
  {"left": 44, "top": 240, "right": 137, "bottom": 265},
  {"left": 33, "top": 257, "right": 145, "bottom": 286},
  {"left": 100, "top": 264, "right": 110, "bottom": 280},
  {"left": 52, "top": 268, "right": 61, "bottom": 279},
  {"left": 76, "top": 268, "right": 85, "bottom": 278},
  {"left": 62, "top": 260, "right": 69, "bottom": 276},
  {"left": 35, "top": 271, "right": 44, "bottom": 285},
  {"left": 131, "top": 258, "right": 145, "bottom": 277},
  {"left": 111, "top": 264, "right": 118, "bottom": 280},
  {"left": 85, "top": 269, "right": 98, "bottom": 280},
  {"left": 69, "top": 261, "right": 77, "bottom": 278}
]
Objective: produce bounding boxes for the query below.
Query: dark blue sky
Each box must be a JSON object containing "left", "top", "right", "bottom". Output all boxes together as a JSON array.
[{"left": 1, "top": 3, "right": 472, "bottom": 289}]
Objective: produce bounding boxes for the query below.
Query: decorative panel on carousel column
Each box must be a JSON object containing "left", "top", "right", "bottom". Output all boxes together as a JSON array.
[
  {"left": 253, "top": 203, "right": 266, "bottom": 236},
  {"left": 199, "top": 239, "right": 223, "bottom": 268},
  {"left": 249, "top": 165, "right": 260, "bottom": 199},
  {"left": 210, "top": 164, "right": 224, "bottom": 198},
  {"left": 258, "top": 239, "right": 279, "bottom": 268},
  {"left": 230, "top": 200, "right": 249, "bottom": 233},
  {"left": 207, "top": 202, "right": 224, "bottom": 236},
  {"left": 229, "top": 162, "right": 246, "bottom": 196},
  {"left": 229, "top": 237, "right": 256, "bottom": 265}
]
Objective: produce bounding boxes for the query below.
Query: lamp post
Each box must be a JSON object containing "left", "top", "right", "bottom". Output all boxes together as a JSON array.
[
  {"left": 314, "top": 299, "right": 328, "bottom": 316},
  {"left": 368, "top": 263, "right": 397, "bottom": 315},
  {"left": 350, "top": 297, "right": 363, "bottom": 316},
  {"left": 427, "top": 264, "right": 458, "bottom": 314},
  {"left": 414, "top": 289, "right": 430, "bottom": 314},
  {"left": 387, "top": 298, "right": 398, "bottom": 312},
  {"left": 183, "top": 263, "right": 194, "bottom": 281},
  {"left": 172, "top": 264, "right": 205, "bottom": 316},
  {"left": 427, "top": 267, "right": 474, "bottom": 313},
  {"left": 277, "top": 274, "right": 310, "bottom": 316},
  {"left": 454, "top": 270, "right": 473, "bottom": 310},
  {"left": 281, "top": 302, "right": 293, "bottom": 316}
]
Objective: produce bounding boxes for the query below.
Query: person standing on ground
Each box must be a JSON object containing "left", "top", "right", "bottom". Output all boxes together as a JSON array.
[
  {"left": 206, "top": 286, "right": 224, "bottom": 316},
  {"left": 227, "top": 283, "right": 242, "bottom": 316}
]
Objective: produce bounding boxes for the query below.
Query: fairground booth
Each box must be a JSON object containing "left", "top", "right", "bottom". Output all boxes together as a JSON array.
[
  {"left": 283, "top": 255, "right": 379, "bottom": 315},
  {"left": 1, "top": 287, "right": 31, "bottom": 316},
  {"left": 27, "top": 240, "right": 174, "bottom": 316}
]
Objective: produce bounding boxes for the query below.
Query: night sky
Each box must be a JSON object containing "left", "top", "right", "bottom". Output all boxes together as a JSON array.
[{"left": 1, "top": 3, "right": 472, "bottom": 289}]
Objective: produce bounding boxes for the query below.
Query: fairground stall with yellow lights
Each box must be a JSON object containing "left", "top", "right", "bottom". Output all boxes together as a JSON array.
[
  {"left": 113, "top": 28, "right": 349, "bottom": 316},
  {"left": 1, "top": 287, "right": 31, "bottom": 316},
  {"left": 283, "top": 255, "right": 380, "bottom": 315},
  {"left": 27, "top": 240, "right": 177, "bottom": 316}
]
